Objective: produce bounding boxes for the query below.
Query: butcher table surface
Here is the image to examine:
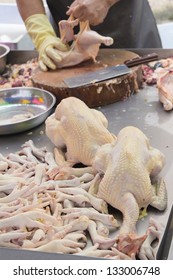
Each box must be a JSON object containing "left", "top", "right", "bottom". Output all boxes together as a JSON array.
[{"left": 0, "top": 83, "right": 173, "bottom": 260}]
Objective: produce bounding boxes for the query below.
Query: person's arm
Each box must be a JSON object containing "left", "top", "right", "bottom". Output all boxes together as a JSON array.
[
  {"left": 16, "top": 0, "right": 68, "bottom": 71},
  {"left": 67, "top": 0, "right": 120, "bottom": 26},
  {"left": 16, "top": 0, "right": 45, "bottom": 21}
]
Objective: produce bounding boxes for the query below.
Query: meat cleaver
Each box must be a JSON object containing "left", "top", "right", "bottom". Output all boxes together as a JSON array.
[
  {"left": 64, "top": 53, "right": 158, "bottom": 88},
  {"left": 64, "top": 64, "right": 130, "bottom": 88}
]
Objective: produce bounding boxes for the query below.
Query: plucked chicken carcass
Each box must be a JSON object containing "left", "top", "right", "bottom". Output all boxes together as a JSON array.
[
  {"left": 45, "top": 97, "right": 116, "bottom": 168},
  {"left": 143, "top": 57, "right": 173, "bottom": 110},
  {"left": 55, "top": 17, "right": 113, "bottom": 68},
  {"left": 93, "top": 126, "right": 167, "bottom": 257},
  {"left": 157, "top": 69, "right": 173, "bottom": 111}
]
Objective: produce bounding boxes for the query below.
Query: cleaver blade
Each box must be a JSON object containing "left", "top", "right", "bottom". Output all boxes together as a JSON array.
[{"left": 64, "top": 64, "right": 131, "bottom": 88}]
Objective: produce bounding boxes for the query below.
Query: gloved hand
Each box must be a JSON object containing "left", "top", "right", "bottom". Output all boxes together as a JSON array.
[
  {"left": 67, "top": 0, "right": 118, "bottom": 26},
  {"left": 25, "top": 14, "right": 69, "bottom": 71}
]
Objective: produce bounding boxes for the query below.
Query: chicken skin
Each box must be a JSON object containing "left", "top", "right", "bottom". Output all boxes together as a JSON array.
[
  {"left": 93, "top": 126, "right": 167, "bottom": 256},
  {"left": 157, "top": 70, "right": 173, "bottom": 111},
  {"left": 45, "top": 97, "right": 115, "bottom": 167},
  {"left": 56, "top": 18, "right": 113, "bottom": 68}
]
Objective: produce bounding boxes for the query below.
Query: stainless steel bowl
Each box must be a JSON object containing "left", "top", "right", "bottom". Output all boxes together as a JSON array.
[
  {"left": 0, "top": 44, "right": 10, "bottom": 74},
  {"left": 0, "top": 87, "right": 56, "bottom": 135}
]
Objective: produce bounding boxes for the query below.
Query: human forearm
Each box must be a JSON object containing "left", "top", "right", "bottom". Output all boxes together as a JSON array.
[{"left": 16, "top": 0, "right": 45, "bottom": 21}]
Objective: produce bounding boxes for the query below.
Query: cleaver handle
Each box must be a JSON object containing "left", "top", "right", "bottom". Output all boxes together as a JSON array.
[{"left": 124, "top": 53, "right": 158, "bottom": 67}]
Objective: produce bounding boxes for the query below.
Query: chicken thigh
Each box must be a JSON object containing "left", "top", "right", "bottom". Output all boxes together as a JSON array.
[{"left": 93, "top": 126, "right": 167, "bottom": 256}]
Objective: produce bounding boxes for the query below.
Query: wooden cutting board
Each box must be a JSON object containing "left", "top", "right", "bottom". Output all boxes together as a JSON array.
[{"left": 32, "top": 49, "right": 142, "bottom": 107}]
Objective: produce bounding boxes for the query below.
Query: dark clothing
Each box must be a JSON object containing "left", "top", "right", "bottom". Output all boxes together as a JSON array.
[{"left": 46, "top": 0, "right": 162, "bottom": 48}]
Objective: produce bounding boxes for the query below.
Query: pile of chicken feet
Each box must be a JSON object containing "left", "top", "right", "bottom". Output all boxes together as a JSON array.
[
  {"left": 0, "top": 140, "right": 128, "bottom": 259},
  {"left": 0, "top": 97, "right": 167, "bottom": 259}
]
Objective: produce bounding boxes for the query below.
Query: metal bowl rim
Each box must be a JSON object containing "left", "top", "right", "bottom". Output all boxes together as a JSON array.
[
  {"left": 0, "top": 87, "right": 56, "bottom": 128},
  {"left": 0, "top": 44, "right": 10, "bottom": 58}
]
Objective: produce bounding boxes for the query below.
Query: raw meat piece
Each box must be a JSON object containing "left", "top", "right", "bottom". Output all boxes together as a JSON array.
[
  {"left": 56, "top": 17, "right": 113, "bottom": 68},
  {"left": 0, "top": 58, "right": 38, "bottom": 89},
  {"left": 157, "top": 70, "right": 173, "bottom": 110}
]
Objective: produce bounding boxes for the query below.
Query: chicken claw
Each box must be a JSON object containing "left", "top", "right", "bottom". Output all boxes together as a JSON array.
[
  {"left": 33, "top": 239, "right": 86, "bottom": 254},
  {"left": 64, "top": 232, "right": 87, "bottom": 244},
  {"left": 88, "top": 220, "right": 117, "bottom": 250},
  {"left": 138, "top": 217, "right": 163, "bottom": 260}
]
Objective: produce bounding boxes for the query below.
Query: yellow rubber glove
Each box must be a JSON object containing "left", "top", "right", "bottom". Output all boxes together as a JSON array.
[{"left": 25, "top": 14, "right": 68, "bottom": 71}]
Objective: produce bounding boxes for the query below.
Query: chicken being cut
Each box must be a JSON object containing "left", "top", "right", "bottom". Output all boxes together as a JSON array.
[
  {"left": 157, "top": 70, "right": 173, "bottom": 110},
  {"left": 93, "top": 126, "right": 167, "bottom": 257},
  {"left": 45, "top": 97, "right": 116, "bottom": 168},
  {"left": 56, "top": 17, "right": 113, "bottom": 68}
]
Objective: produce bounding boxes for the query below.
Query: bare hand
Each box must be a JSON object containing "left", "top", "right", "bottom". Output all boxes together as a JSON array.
[{"left": 66, "top": 0, "right": 112, "bottom": 26}]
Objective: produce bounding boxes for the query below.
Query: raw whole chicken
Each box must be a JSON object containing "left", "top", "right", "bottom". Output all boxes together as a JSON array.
[
  {"left": 157, "top": 70, "right": 173, "bottom": 111},
  {"left": 93, "top": 126, "right": 167, "bottom": 256},
  {"left": 45, "top": 97, "right": 116, "bottom": 167},
  {"left": 55, "top": 17, "right": 113, "bottom": 68}
]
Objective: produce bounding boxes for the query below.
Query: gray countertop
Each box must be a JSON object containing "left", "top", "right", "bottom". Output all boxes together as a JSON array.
[{"left": 0, "top": 84, "right": 173, "bottom": 259}]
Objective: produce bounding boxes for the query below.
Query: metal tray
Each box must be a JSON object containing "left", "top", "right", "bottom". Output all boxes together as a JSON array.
[
  {"left": 0, "top": 49, "right": 173, "bottom": 259},
  {"left": 0, "top": 87, "right": 56, "bottom": 135},
  {"left": 0, "top": 85, "right": 173, "bottom": 259}
]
